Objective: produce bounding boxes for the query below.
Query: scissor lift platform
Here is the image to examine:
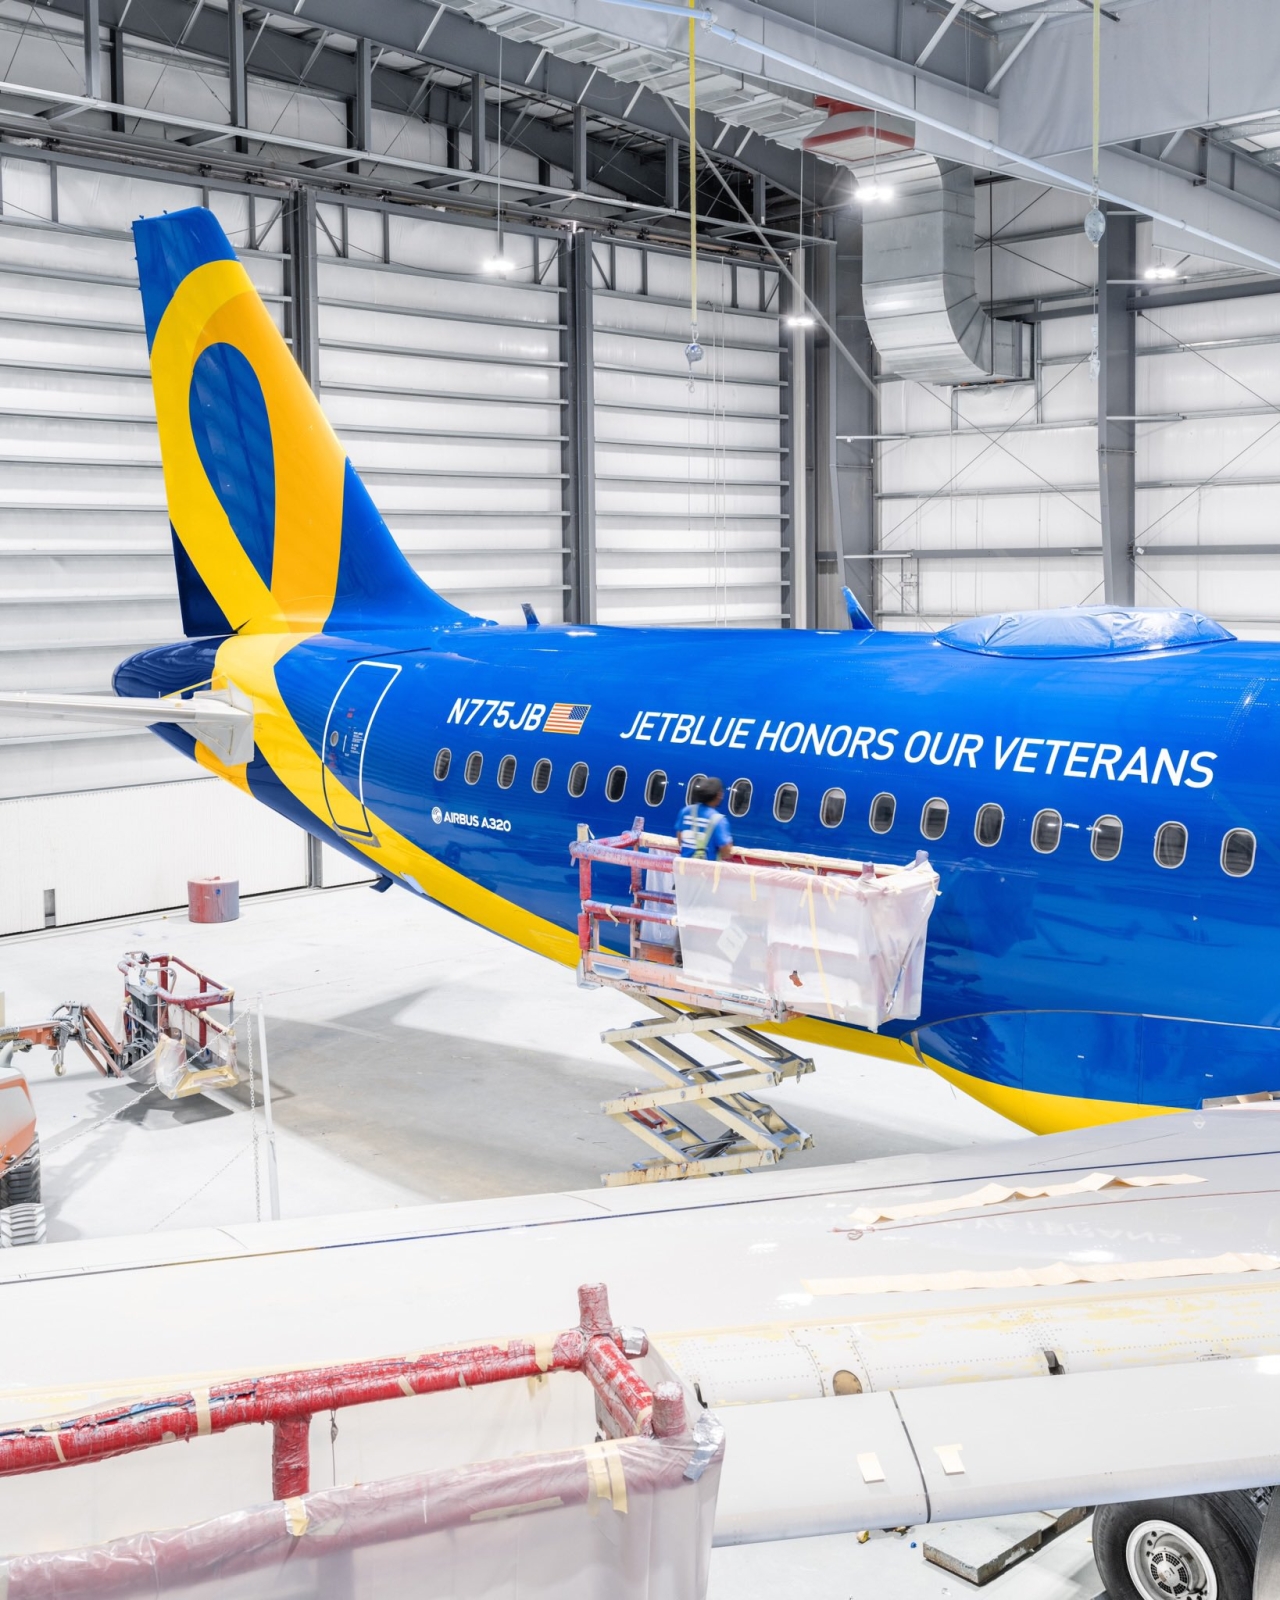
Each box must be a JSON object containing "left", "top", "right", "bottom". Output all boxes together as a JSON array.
[
  {"left": 598, "top": 997, "right": 815, "bottom": 1185},
  {"left": 573, "top": 820, "right": 937, "bottom": 1185}
]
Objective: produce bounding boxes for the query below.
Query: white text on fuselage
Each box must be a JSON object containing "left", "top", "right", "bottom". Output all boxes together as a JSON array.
[
  {"left": 619, "top": 711, "right": 1216, "bottom": 787},
  {"left": 448, "top": 698, "right": 546, "bottom": 731}
]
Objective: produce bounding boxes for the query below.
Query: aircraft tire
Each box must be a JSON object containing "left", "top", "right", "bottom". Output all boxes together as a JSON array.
[
  {"left": 1093, "top": 1492, "right": 1263, "bottom": 1600},
  {"left": 0, "top": 1135, "right": 41, "bottom": 1209}
]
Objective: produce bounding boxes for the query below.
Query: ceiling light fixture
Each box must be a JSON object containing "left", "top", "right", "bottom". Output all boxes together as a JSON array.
[
  {"left": 785, "top": 314, "right": 815, "bottom": 328},
  {"left": 482, "top": 255, "right": 517, "bottom": 274},
  {"left": 1143, "top": 264, "right": 1178, "bottom": 280},
  {"left": 855, "top": 182, "right": 894, "bottom": 203}
]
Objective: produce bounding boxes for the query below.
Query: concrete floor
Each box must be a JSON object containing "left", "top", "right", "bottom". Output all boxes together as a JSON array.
[
  {"left": 0, "top": 884, "right": 1103, "bottom": 1596},
  {"left": 1, "top": 881, "right": 1021, "bottom": 1231}
]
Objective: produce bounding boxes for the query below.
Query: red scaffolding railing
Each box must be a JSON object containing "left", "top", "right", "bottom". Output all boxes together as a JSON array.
[{"left": 0, "top": 1283, "right": 680, "bottom": 1502}]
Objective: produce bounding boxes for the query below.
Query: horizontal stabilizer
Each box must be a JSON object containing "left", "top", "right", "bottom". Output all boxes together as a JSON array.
[{"left": 0, "top": 691, "right": 254, "bottom": 766}]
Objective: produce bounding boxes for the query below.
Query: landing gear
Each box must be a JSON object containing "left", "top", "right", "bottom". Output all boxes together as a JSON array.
[{"left": 1094, "top": 1492, "right": 1267, "bottom": 1600}]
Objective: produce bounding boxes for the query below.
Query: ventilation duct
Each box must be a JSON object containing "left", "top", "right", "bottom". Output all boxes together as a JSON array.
[{"left": 859, "top": 154, "right": 1030, "bottom": 385}]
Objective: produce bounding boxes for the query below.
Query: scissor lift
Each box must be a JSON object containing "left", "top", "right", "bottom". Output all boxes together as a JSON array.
[{"left": 573, "top": 819, "right": 936, "bottom": 1186}]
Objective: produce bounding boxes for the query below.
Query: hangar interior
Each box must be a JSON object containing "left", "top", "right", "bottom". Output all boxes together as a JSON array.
[{"left": 1, "top": 1, "right": 1279, "bottom": 1597}]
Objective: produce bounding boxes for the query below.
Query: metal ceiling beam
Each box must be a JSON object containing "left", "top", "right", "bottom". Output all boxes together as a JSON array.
[
  {"left": 30, "top": 0, "right": 672, "bottom": 207},
  {"left": 243, "top": 0, "right": 830, "bottom": 203}
]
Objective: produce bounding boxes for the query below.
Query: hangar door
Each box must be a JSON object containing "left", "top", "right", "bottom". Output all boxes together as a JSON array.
[
  {"left": 314, "top": 202, "right": 566, "bottom": 627},
  {"left": 0, "top": 159, "right": 314, "bottom": 935},
  {"left": 592, "top": 241, "right": 785, "bottom": 628}
]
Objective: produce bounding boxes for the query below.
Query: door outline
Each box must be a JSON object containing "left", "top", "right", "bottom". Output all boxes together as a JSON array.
[{"left": 321, "top": 661, "right": 401, "bottom": 840}]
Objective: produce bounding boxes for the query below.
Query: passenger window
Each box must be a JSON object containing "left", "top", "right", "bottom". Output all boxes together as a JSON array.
[
  {"left": 974, "top": 803, "right": 1003, "bottom": 847},
  {"left": 1091, "top": 815, "right": 1123, "bottom": 861},
  {"left": 686, "top": 773, "right": 706, "bottom": 804},
  {"left": 774, "top": 783, "right": 798, "bottom": 823},
  {"left": 1031, "top": 809, "right": 1061, "bottom": 853},
  {"left": 433, "top": 748, "right": 451, "bottom": 782},
  {"left": 728, "top": 777, "right": 753, "bottom": 817},
  {"left": 645, "top": 770, "right": 667, "bottom": 808},
  {"left": 531, "top": 758, "right": 552, "bottom": 794},
  {"left": 605, "top": 765, "right": 627, "bottom": 802},
  {"left": 1154, "top": 821, "right": 1187, "bottom": 869},
  {"left": 464, "top": 752, "right": 483, "bottom": 785},
  {"left": 1221, "top": 828, "right": 1256, "bottom": 877},
  {"left": 921, "top": 798, "right": 949, "bottom": 841},
  {"left": 869, "top": 792, "right": 896, "bottom": 834},
  {"left": 568, "top": 762, "right": 588, "bottom": 799},
  {"left": 497, "top": 755, "right": 516, "bottom": 790},
  {"left": 820, "top": 788, "right": 846, "bottom": 828}
]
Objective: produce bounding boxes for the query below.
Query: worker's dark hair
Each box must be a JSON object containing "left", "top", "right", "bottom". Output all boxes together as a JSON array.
[{"left": 696, "top": 775, "right": 725, "bottom": 805}]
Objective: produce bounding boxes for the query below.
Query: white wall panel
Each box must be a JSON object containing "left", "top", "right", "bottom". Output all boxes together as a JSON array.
[
  {"left": 0, "top": 161, "right": 286, "bottom": 800},
  {"left": 316, "top": 217, "right": 566, "bottom": 625},
  {"left": 592, "top": 245, "right": 784, "bottom": 627},
  {"left": 0, "top": 779, "right": 308, "bottom": 936}
]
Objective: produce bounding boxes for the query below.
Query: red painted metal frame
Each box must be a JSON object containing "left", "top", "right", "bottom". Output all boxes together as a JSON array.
[
  {"left": 571, "top": 817, "right": 908, "bottom": 960},
  {"left": 0, "top": 1285, "right": 675, "bottom": 1502}
]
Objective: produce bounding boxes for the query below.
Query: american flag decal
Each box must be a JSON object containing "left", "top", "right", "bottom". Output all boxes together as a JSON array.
[{"left": 545, "top": 702, "right": 590, "bottom": 734}]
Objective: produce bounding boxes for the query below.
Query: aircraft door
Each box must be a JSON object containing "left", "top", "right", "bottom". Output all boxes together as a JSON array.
[{"left": 322, "top": 661, "right": 401, "bottom": 839}]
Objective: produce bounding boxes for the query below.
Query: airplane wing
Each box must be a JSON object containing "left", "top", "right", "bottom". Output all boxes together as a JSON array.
[
  {"left": 1, "top": 1109, "right": 1278, "bottom": 1554},
  {"left": 0, "top": 691, "right": 254, "bottom": 766}
]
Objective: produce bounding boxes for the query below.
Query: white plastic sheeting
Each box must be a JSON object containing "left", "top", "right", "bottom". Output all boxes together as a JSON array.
[
  {"left": 0, "top": 1423, "right": 724, "bottom": 1600},
  {"left": 672, "top": 855, "right": 937, "bottom": 1028}
]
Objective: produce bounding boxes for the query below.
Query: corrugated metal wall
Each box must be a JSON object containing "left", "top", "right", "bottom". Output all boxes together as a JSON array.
[
  {"left": 593, "top": 242, "right": 784, "bottom": 627},
  {"left": 315, "top": 203, "right": 568, "bottom": 625},
  {"left": 0, "top": 153, "right": 790, "bottom": 931},
  {"left": 874, "top": 179, "right": 1280, "bottom": 643}
]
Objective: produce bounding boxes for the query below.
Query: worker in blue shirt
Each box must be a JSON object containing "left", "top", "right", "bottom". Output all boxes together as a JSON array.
[{"left": 677, "top": 776, "right": 734, "bottom": 860}]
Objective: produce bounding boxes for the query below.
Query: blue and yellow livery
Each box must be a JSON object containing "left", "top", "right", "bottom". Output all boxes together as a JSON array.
[{"left": 112, "top": 208, "right": 1280, "bottom": 1134}]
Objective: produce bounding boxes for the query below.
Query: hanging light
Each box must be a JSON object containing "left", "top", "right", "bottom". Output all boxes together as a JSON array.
[
  {"left": 784, "top": 314, "right": 815, "bottom": 328},
  {"left": 855, "top": 181, "right": 894, "bottom": 203},
  {"left": 482, "top": 255, "right": 517, "bottom": 274},
  {"left": 1143, "top": 264, "right": 1178, "bottom": 280}
]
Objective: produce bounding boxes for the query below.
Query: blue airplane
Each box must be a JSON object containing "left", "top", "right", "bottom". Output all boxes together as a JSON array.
[{"left": 8, "top": 208, "right": 1277, "bottom": 1135}]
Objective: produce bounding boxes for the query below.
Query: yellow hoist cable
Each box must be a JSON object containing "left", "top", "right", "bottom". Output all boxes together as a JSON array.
[
  {"left": 1091, "top": 0, "right": 1101, "bottom": 196},
  {"left": 688, "top": 0, "right": 697, "bottom": 322},
  {"left": 685, "top": 0, "right": 703, "bottom": 383}
]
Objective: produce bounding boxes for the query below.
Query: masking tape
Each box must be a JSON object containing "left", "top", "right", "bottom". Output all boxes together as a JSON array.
[
  {"left": 284, "top": 1498, "right": 309, "bottom": 1537},
  {"left": 533, "top": 1332, "right": 555, "bottom": 1373},
  {"left": 805, "top": 1250, "right": 1280, "bottom": 1297},
  {"left": 585, "top": 1441, "right": 628, "bottom": 1513},
  {"left": 470, "top": 1496, "right": 563, "bottom": 1522},
  {"left": 398, "top": 1376, "right": 415, "bottom": 1397},
  {"left": 847, "top": 1169, "right": 1205, "bottom": 1227},
  {"left": 192, "top": 1387, "right": 211, "bottom": 1438},
  {"left": 45, "top": 1427, "right": 65, "bottom": 1464},
  {"left": 935, "top": 1444, "right": 965, "bottom": 1476}
]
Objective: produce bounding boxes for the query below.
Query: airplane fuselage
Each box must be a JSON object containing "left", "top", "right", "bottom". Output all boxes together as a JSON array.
[{"left": 117, "top": 620, "right": 1280, "bottom": 1133}]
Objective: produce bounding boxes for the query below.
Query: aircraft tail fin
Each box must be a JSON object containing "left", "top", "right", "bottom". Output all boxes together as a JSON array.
[{"left": 133, "top": 207, "right": 469, "bottom": 638}]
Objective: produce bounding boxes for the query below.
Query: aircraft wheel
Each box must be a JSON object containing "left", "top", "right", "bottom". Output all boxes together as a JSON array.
[
  {"left": 1094, "top": 1493, "right": 1263, "bottom": 1600},
  {"left": 0, "top": 1136, "right": 41, "bottom": 1208}
]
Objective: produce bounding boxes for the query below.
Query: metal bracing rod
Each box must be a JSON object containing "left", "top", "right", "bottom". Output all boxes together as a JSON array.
[
  {"left": 227, "top": 0, "right": 246, "bottom": 132},
  {"left": 915, "top": 0, "right": 965, "bottom": 68},
  {"left": 983, "top": 13, "right": 1044, "bottom": 94}
]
